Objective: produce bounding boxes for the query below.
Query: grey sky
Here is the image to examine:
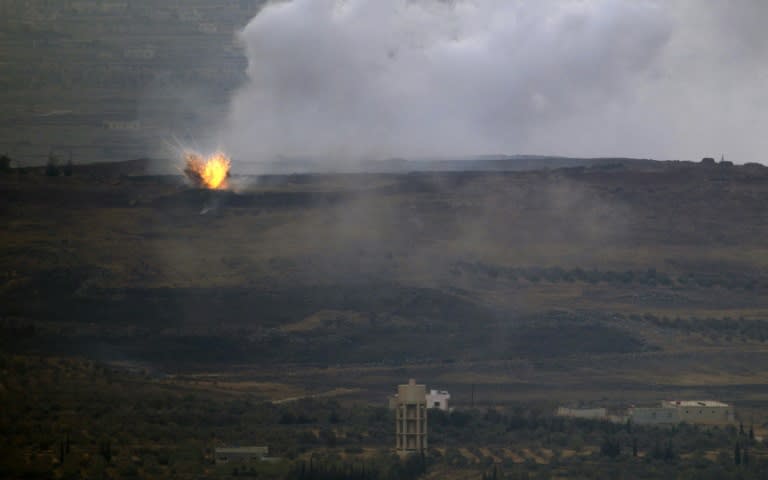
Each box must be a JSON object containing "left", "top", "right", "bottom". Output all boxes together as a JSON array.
[{"left": 219, "top": 0, "right": 768, "bottom": 165}]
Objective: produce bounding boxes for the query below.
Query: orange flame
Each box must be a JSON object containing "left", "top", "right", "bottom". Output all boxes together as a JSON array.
[{"left": 184, "top": 151, "right": 231, "bottom": 189}]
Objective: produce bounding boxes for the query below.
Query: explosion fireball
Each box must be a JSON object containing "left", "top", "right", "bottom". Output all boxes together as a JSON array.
[{"left": 183, "top": 151, "right": 231, "bottom": 190}]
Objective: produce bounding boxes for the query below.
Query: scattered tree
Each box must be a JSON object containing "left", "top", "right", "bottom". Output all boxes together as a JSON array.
[
  {"left": 601, "top": 437, "right": 621, "bottom": 458},
  {"left": 0, "top": 154, "right": 11, "bottom": 172},
  {"left": 63, "top": 158, "right": 73, "bottom": 176},
  {"left": 45, "top": 152, "right": 60, "bottom": 176},
  {"left": 100, "top": 440, "right": 112, "bottom": 463}
]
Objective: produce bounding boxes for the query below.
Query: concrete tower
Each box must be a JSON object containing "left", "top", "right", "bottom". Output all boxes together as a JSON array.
[{"left": 395, "top": 379, "right": 427, "bottom": 454}]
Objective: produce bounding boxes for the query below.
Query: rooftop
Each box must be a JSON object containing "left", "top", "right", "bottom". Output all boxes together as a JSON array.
[
  {"left": 215, "top": 446, "right": 268, "bottom": 454},
  {"left": 399, "top": 378, "right": 424, "bottom": 387},
  {"left": 663, "top": 400, "right": 730, "bottom": 408}
]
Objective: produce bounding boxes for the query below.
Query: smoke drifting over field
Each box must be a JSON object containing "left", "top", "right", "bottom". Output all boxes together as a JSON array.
[{"left": 221, "top": 0, "right": 768, "bottom": 165}]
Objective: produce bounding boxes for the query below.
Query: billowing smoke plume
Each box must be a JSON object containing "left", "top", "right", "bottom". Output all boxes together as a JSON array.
[{"left": 220, "top": 0, "right": 768, "bottom": 165}]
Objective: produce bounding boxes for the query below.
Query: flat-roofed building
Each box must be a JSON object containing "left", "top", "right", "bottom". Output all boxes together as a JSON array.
[
  {"left": 629, "top": 406, "right": 679, "bottom": 425},
  {"left": 662, "top": 400, "right": 734, "bottom": 425},
  {"left": 426, "top": 389, "right": 451, "bottom": 411},
  {"left": 630, "top": 400, "right": 734, "bottom": 426},
  {"left": 214, "top": 446, "right": 269, "bottom": 465},
  {"left": 556, "top": 407, "right": 607, "bottom": 420}
]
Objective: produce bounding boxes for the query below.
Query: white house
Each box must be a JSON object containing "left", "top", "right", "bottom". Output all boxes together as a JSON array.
[{"left": 426, "top": 389, "right": 451, "bottom": 411}]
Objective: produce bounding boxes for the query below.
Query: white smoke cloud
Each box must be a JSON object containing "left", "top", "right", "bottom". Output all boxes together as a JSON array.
[{"left": 219, "top": 0, "right": 768, "bottom": 166}]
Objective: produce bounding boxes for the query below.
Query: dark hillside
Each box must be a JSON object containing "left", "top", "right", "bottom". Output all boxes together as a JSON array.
[{"left": 2, "top": 160, "right": 768, "bottom": 394}]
